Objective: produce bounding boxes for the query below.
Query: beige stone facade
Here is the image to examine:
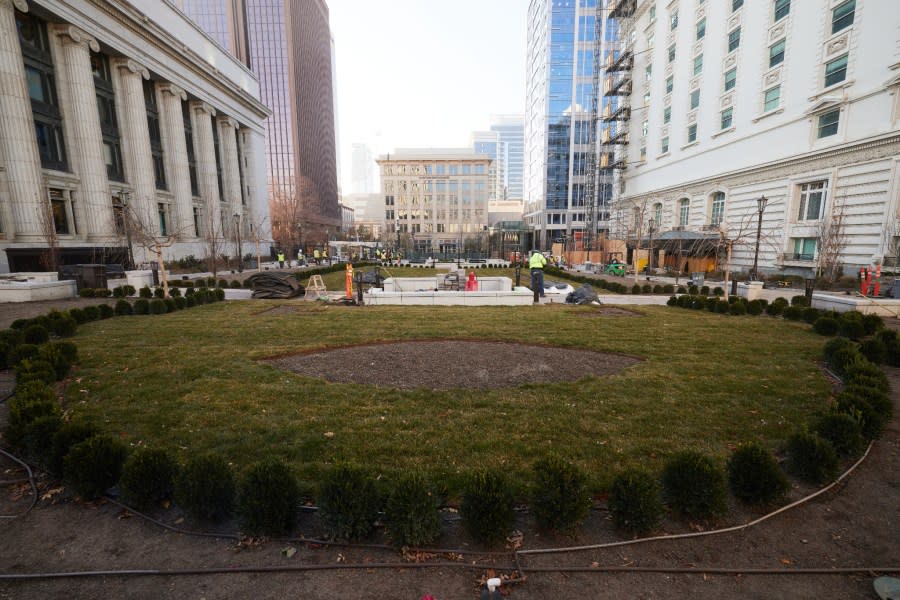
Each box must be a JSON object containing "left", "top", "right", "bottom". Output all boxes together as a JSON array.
[{"left": 0, "top": 0, "right": 270, "bottom": 272}]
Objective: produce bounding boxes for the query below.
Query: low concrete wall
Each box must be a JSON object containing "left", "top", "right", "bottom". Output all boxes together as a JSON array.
[
  {"left": 365, "top": 287, "right": 534, "bottom": 306},
  {"left": 737, "top": 281, "right": 765, "bottom": 301},
  {"left": 383, "top": 276, "right": 513, "bottom": 293},
  {"left": 0, "top": 279, "right": 76, "bottom": 303},
  {"left": 813, "top": 292, "right": 900, "bottom": 317}
]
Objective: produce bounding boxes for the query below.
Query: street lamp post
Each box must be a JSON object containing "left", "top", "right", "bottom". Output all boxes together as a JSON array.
[
  {"left": 751, "top": 195, "right": 768, "bottom": 281},
  {"left": 395, "top": 218, "right": 400, "bottom": 256},
  {"left": 233, "top": 213, "right": 242, "bottom": 272},
  {"left": 647, "top": 218, "right": 656, "bottom": 274}
]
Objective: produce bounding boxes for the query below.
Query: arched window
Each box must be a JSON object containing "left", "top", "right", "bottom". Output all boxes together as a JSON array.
[
  {"left": 678, "top": 198, "right": 690, "bottom": 227},
  {"left": 710, "top": 191, "right": 725, "bottom": 226}
]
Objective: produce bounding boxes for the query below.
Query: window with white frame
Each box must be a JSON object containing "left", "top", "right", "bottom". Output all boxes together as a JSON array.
[
  {"left": 824, "top": 55, "right": 848, "bottom": 87},
  {"left": 649, "top": 5, "right": 657, "bottom": 23},
  {"left": 721, "top": 107, "right": 733, "bottom": 129},
  {"left": 693, "top": 54, "right": 703, "bottom": 75},
  {"left": 832, "top": 0, "right": 855, "bottom": 33},
  {"left": 710, "top": 192, "right": 725, "bottom": 226},
  {"left": 661, "top": 136, "right": 669, "bottom": 153},
  {"left": 666, "top": 75, "right": 674, "bottom": 94},
  {"left": 764, "top": 85, "right": 781, "bottom": 112},
  {"left": 668, "top": 44, "right": 676, "bottom": 63},
  {"left": 790, "top": 237, "right": 817, "bottom": 260},
  {"left": 679, "top": 198, "right": 690, "bottom": 226},
  {"left": 642, "top": 120, "right": 649, "bottom": 137},
  {"left": 769, "top": 39, "right": 785, "bottom": 68},
  {"left": 654, "top": 203, "right": 662, "bottom": 226},
  {"left": 797, "top": 180, "right": 827, "bottom": 221},
  {"left": 640, "top": 145, "right": 647, "bottom": 160},
  {"left": 690, "top": 89, "right": 700, "bottom": 109},
  {"left": 732, "top": 0, "right": 743, "bottom": 11},
  {"left": 724, "top": 67, "right": 736, "bottom": 91},
  {"left": 663, "top": 106, "right": 671, "bottom": 123},
  {"left": 671, "top": 9, "right": 678, "bottom": 30},
  {"left": 687, "top": 123, "right": 697, "bottom": 143},
  {"left": 817, "top": 109, "right": 840, "bottom": 138},
  {"left": 696, "top": 18, "right": 706, "bottom": 40},
  {"left": 774, "top": 0, "right": 790, "bottom": 21},
  {"left": 728, "top": 27, "right": 741, "bottom": 52}
]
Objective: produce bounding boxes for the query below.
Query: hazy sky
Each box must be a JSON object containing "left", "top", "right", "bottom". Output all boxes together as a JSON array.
[{"left": 328, "top": 0, "right": 528, "bottom": 192}]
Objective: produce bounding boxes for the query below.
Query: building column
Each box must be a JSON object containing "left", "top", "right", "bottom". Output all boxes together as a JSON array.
[
  {"left": 217, "top": 115, "right": 241, "bottom": 219},
  {"left": 0, "top": 0, "right": 44, "bottom": 239},
  {"left": 157, "top": 83, "right": 192, "bottom": 237},
  {"left": 51, "top": 24, "right": 112, "bottom": 239},
  {"left": 190, "top": 101, "right": 220, "bottom": 238},
  {"left": 111, "top": 58, "right": 157, "bottom": 233}
]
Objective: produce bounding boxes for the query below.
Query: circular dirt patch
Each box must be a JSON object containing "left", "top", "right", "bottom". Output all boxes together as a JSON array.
[{"left": 266, "top": 340, "right": 641, "bottom": 390}]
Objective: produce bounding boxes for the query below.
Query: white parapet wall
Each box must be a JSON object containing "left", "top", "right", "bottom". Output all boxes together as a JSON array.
[
  {"left": 812, "top": 293, "right": 900, "bottom": 318},
  {"left": 0, "top": 275, "right": 76, "bottom": 303}
]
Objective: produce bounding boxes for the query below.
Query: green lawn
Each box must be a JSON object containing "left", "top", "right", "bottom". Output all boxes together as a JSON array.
[{"left": 67, "top": 302, "right": 830, "bottom": 495}]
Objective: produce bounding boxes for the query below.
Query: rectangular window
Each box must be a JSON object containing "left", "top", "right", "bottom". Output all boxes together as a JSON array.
[
  {"left": 661, "top": 136, "right": 669, "bottom": 153},
  {"left": 711, "top": 192, "right": 725, "bottom": 226},
  {"left": 687, "top": 123, "right": 697, "bottom": 143},
  {"left": 774, "top": 0, "right": 790, "bottom": 21},
  {"left": 642, "top": 120, "right": 649, "bottom": 137},
  {"left": 690, "top": 89, "right": 700, "bottom": 109},
  {"left": 666, "top": 75, "right": 674, "bottom": 94},
  {"left": 824, "top": 55, "right": 848, "bottom": 87},
  {"left": 668, "top": 44, "right": 676, "bottom": 63},
  {"left": 679, "top": 200, "right": 690, "bottom": 226},
  {"left": 193, "top": 206, "right": 201, "bottom": 237},
  {"left": 798, "top": 181, "right": 827, "bottom": 221},
  {"left": 640, "top": 146, "right": 647, "bottom": 160},
  {"left": 817, "top": 109, "right": 840, "bottom": 138},
  {"left": 649, "top": 5, "right": 656, "bottom": 23},
  {"left": 791, "top": 238, "right": 817, "bottom": 260},
  {"left": 50, "top": 192, "right": 69, "bottom": 235},
  {"left": 721, "top": 107, "right": 733, "bottom": 129},
  {"left": 664, "top": 106, "right": 672, "bottom": 123},
  {"left": 832, "top": 0, "right": 855, "bottom": 33},
  {"left": 724, "top": 68, "right": 737, "bottom": 91},
  {"left": 728, "top": 28, "right": 741, "bottom": 52},
  {"left": 144, "top": 79, "right": 166, "bottom": 190},
  {"left": 764, "top": 86, "right": 781, "bottom": 112},
  {"left": 646, "top": 64, "right": 652, "bottom": 81},
  {"left": 211, "top": 116, "right": 223, "bottom": 200},
  {"left": 696, "top": 18, "right": 706, "bottom": 40},
  {"left": 182, "top": 102, "right": 199, "bottom": 196},
  {"left": 732, "top": 0, "right": 743, "bottom": 10},
  {"left": 693, "top": 54, "right": 703, "bottom": 75},
  {"left": 769, "top": 39, "right": 785, "bottom": 67},
  {"left": 671, "top": 10, "right": 678, "bottom": 30}
]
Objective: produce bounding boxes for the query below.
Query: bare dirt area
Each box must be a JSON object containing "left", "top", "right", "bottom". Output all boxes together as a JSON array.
[
  {"left": 0, "top": 351, "right": 898, "bottom": 600},
  {"left": 267, "top": 341, "right": 641, "bottom": 390}
]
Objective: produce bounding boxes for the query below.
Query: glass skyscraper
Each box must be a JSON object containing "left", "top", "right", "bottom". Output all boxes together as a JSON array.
[
  {"left": 525, "top": 0, "right": 618, "bottom": 249},
  {"left": 490, "top": 115, "right": 525, "bottom": 202},
  {"left": 175, "top": 0, "right": 340, "bottom": 250}
]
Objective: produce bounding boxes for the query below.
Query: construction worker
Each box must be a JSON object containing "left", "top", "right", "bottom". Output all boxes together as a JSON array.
[
  {"left": 277, "top": 251, "right": 285, "bottom": 269},
  {"left": 297, "top": 248, "right": 304, "bottom": 266},
  {"left": 313, "top": 249, "right": 320, "bottom": 264},
  {"left": 529, "top": 250, "right": 547, "bottom": 298},
  {"left": 323, "top": 249, "right": 329, "bottom": 264}
]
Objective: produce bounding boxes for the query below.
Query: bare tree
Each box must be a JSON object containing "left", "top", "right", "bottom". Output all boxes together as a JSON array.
[
  {"left": 816, "top": 195, "right": 850, "bottom": 284},
  {"left": 38, "top": 189, "right": 60, "bottom": 273},
  {"left": 246, "top": 214, "right": 270, "bottom": 272},
  {"left": 879, "top": 216, "right": 900, "bottom": 276},
  {"left": 717, "top": 207, "right": 782, "bottom": 294},
  {"left": 123, "top": 200, "right": 191, "bottom": 298}
]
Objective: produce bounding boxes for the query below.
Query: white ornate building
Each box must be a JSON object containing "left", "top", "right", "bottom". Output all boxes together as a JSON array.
[
  {"left": 0, "top": 0, "right": 270, "bottom": 273},
  {"left": 607, "top": 0, "right": 900, "bottom": 277}
]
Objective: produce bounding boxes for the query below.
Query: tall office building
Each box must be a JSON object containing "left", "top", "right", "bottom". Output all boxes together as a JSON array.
[
  {"left": 0, "top": 0, "right": 270, "bottom": 272},
  {"left": 607, "top": 0, "right": 900, "bottom": 277},
  {"left": 471, "top": 130, "right": 505, "bottom": 202},
  {"left": 524, "top": 0, "right": 618, "bottom": 249},
  {"left": 176, "top": 0, "right": 340, "bottom": 251},
  {"left": 350, "top": 142, "right": 374, "bottom": 194},
  {"left": 490, "top": 115, "right": 525, "bottom": 202}
]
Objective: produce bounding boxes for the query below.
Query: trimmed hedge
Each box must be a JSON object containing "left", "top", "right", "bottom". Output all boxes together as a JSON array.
[
  {"left": 461, "top": 470, "right": 516, "bottom": 546},
  {"left": 608, "top": 468, "right": 663, "bottom": 534},
  {"left": 120, "top": 448, "right": 178, "bottom": 510},
  {"left": 661, "top": 451, "right": 727, "bottom": 518},
  {"left": 383, "top": 471, "right": 442, "bottom": 547},
  {"left": 63, "top": 435, "right": 128, "bottom": 500},
  {"left": 530, "top": 455, "right": 591, "bottom": 532},
  {"left": 236, "top": 459, "right": 300, "bottom": 536},
  {"left": 174, "top": 455, "right": 235, "bottom": 522},
  {"left": 318, "top": 464, "right": 381, "bottom": 540},
  {"left": 727, "top": 442, "right": 789, "bottom": 505}
]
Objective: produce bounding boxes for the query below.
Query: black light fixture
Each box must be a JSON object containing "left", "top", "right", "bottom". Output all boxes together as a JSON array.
[{"left": 751, "top": 195, "right": 768, "bottom": 281}]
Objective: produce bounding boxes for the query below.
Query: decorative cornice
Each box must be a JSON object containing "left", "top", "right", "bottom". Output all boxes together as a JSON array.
[
  {"left": 111, "top": 57, "right": 149, "bottom": 80},
  {"left": 51, "top": 24, "right": 100, "bottom": 53},
  {"left": 158, "top": 83, "right": 187, "bottom": 101}
]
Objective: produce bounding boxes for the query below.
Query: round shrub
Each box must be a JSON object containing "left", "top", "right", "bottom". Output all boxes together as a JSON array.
[
  {"left": 715, "top": 300, "right": 729, "bottom": 314},
  {"left": 641, "top": 284, "right": 652, "bottom": 294},
  {"left": 196, "top": 278, "right": 207, "bottom": 288},
  {"left": 785, "top": 430, "right": 839, "bottom": 484},
  {"left": 52, "top": 341, "right": 78, "bottom": 364},
  {"left": 837, "top": 385, "right": 892, "bottom": 440},
  {"left": 23, "top": 414, "right": 62, "bottom": 466},
  {"left": 168, "top": 287, "right": 181, "bottom": 298},
  {"left": 114, "top": 299, "right": 133, "bottom": 316},
  {"left": 49, "top": 421, "right": 99, "bottom": 478},
  {"left": 652, "top": 285, "right": 663, "bottom": 294},
  {"left": 37, "top": 343, "right": 72, "bottom": 380},
  {"left": 838, "top": 312, "right": 865, "bottom": 340},
  {"left": 608, "top": 468, "right": 663, "bottom": 534},
  {"left": 700, "top": 285, "right": 710, "bottom": 296},
  {"left": 460, "top": 470, "right": 515, "bottom": 546},
  {"left": 174, "top": 297, "right": 187, "bottom": 310},
  {"left": 149, "top": 299, "right": 168, "bottom": 315},
  {"left": 660, "top": 451, "right": 727, "bottom": 518},
  {"left": 139, "top": 286, "right": 153, "bottom": 299},
  {"left": 828, "top": 346, "right": 862, "bottom": 376},
  {"left": 9, "top": 343, "right": 39, "bottom": 367},
  {"left": 218, "top": 279, "right": 228, "bottom": 289},
  {"left": 174, "top": 455, "right": 235, "bottom": 522},
  {"left": 94, "top": 288, "right": 112, "bottom": 298},
  {"left": 318, "top": 464, "right": 381, "bottom": 540},
  {"left": 843, "top": 361, "right": 889, "bottom": 393},
  {"left": 50, "top": 315, "right": 77, "bottom": 338},
  {"left": 875, "top": 329, "right": 898, "bottom": 345},
  {"left": 153, "top": 287, "right": 165, "bottom": 299},
  {"left": 666, "top": 295, "right": 677, "bottom": 307},
  {"left": 164, "top": 298, "right": 177, "bottom": 312},
  {"left": 383, "top": 471, "right": 442, "bottom": 547},
  {"left": 530, "top": 455, "right": 591, "bottom": 532},
  {"left": 790, "top": 295, "right": 809, "bottom": 307},
  {"left": 861, "top": 313, "right": 884, "bottom": 335},
  {"left": 97, "top": 304, "right": 114, "bottom": 320},
  {"left": 230, "top": 280, "right": 242, "bottom": 289},
  {"left": 765, "top": 302, "right": 783, "bottom": 317},
  {"left": 747, "top": 300, "right": 763, "bottom": 316},
  {"left": 688, "top": 285, "right": 699, "bottom": 295},
  {"left": 236, "top": 460, "right": 299, "bottom": 537},
  {"left": 859, "top": 339, "right": 887, "bottom": 365},
  {"left": 815, "top": 412, "right": 864, "bottom": 457},
  {"left": 663, "top": 284, "right": 675, "bottom": 294},
  {"left": 677, "top": 286, "right": 687, "bottom": 294},
  {"left": 782, "top": 306, "right": 804, "bottom": 320},
  {"left": 68, "top": 308, "right": 88, "bottom": 324},
  {"left": 23, "top": 324, "right": 50, "bottom": 345},
  {"left": 133, "top": 298, "right": 150, "bottom": 315},
  {"left": 214, "top": 288, "right": 225, "bottom": 301},
  {"left": 5, "top": 391, "right": 60, "bottom": 450},
  {"left": 813, "top": 316, "right": 839, "bottom": 336},
  {"left": 823, "top": 337, "right": 857, "bottom": 366},
  {"left": 63, "top": 435, "right": 128, "bottom": 499},
  {"left": 15, "top": 358, "right": 57, "bottom": 386},
  {"left": 120, "top": 448, "right": 178, "bottom": 510},
  {"left": 82, "top": 306, "right": 101, "bottom": 321},
  {"left": 802, "top": 308, "right": 821, "bottom": 324},
  {"left": 712, "top": 286, "right": 725, "bottom": 297},
  {"left": 78, "top": 288, "right": 95, "bottom": 298},
  {"left": 185, "top": 295, "right": 197, "bottom": 308},
  {"left": 112, "top": 286, "right": 126, "bottom": 298},
  {"left": 729, "top": 301, "right": 747, "bottom": 316},
  {"left": 705, "top": 296, "right": 718, "bottom": 312},
  {"left": 123, "top": 284, "right": 136, "bottom": 296},
  {"left": 631, "top": 284, "right": 641, "bottom": 295},
  {"left": 726, "top": 442, "right": 789, "bottom": 505}
]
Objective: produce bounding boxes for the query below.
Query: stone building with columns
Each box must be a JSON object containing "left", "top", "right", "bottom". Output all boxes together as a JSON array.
[{"left": 0, "top": 0, "right": 270, "bottom": 273}]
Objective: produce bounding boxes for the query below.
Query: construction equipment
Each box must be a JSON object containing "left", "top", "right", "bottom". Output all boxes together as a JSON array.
[{"left": 303, "top": 275, "right": 328, "bottom": 301}]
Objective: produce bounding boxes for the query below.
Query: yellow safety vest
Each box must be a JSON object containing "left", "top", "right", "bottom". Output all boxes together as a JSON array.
[{"left": 529, "top": 253, "right": 546, "bottom": 269}]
